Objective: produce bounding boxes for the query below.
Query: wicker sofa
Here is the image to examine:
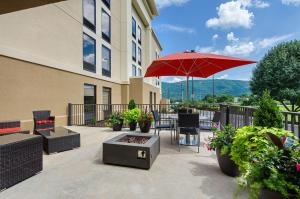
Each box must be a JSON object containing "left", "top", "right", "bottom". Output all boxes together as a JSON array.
[
  {"left": 0, "top": 121, "right": 30, "bottom": 136},
  {"left": 33, "top": 110, "right": 55, "bottom": 132}
]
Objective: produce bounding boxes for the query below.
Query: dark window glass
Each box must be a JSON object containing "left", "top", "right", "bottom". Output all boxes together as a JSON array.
[
  {"left": 102, "top": 45, "right": 111, "bottom": 77},
  {"left": 83, "top": 33, "right": 96, "bottom": 73},
  {"left": 84, "top": 84, "right": 96, "bottom": 124},
  {"left": 138, "top": 68, "right": 142, "bottom": 76},
  {"left": 103, "top": 87, "right": 111, "bottom": 104},
  {"left": 102, "top": 9, "right": 111, "bottom": 43},
  {"left": 83, "top": 0, "right": 96, "bottom": 32},
  {"left": 132, "top": 41, "right": 136, "bottom": 61},
  {"left": 132, "top": 17, "right": 136, "bottom": 38},
  {"left": 102, "top": 0, "right": 110, "bottom": 9},
  {"left": 138, "top": 47, "right": 142, "bottom": 65},
  {"left": 137, "top": 26, "right": 141, "bottom": 44},
  {"left": 132, "top": 65, "right": 136, "bottom": 76}
]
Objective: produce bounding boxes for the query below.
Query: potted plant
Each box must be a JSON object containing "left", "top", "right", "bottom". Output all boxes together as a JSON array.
[
  {"left": 123, "top": 108, "right": 141, "bottom": 131},
  {"left": 231, "top": 126, "right": 299, "bottom": 199},
  {"left": 208, "top": 125, "right": 239, "bottom": 177},
  {"left": 138, "top": 111, "right": 153, "bottom": 133},
  {"left": 107, "top": 112, "right": 124, "bottom": 131}
]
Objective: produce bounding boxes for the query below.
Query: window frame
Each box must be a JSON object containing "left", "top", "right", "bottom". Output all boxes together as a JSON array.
[
  {"left": 137, "top": 25, "right": 141, "bottom": 44},
  {"left": 138, "top": 68, "right": 142, "bottom": 76},
  {"left": 132, "top": 17, "right": 136, "bottom": 38},
  {"left": 132, "top": 65, "right": 137, "bottom": 77},
  {"left": 132, "top": 41, "right": 136, "bottom": 61},
  {"left": 83, "top": 0, "right": 96, "bottom": 32},
  {"left": 102, "top": 45, "right": 111, "bottom": 77},
  {"left": 83, "top": 33, "right": 96, "bottom": 73},
  {"left": 101, "top": 8, "right": 111, "bottom": 43},
  {"left": 138, "top": 47, "right": 142, "bottom": 65},
  {"left": 102, "top": 0, "right": 110, "bottom": 9}
]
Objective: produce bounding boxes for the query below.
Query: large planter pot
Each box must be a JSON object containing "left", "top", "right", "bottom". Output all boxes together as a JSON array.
[
  {"left": 139, "top": 121, "right": 151, "bottom": 133},
  {"left": 129, "top": 122, "right": 137, "bottom": 131},
  {"left": 216, "top": 148, "right": 239, "bottom": 177},
  {"left": 112, "top": 120, "right": 123, "bottom": 131},
  {"left": 259, "top": 189, "right": 297, "bottom": 199}
]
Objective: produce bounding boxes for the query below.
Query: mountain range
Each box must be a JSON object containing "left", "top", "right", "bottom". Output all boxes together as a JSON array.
[{"left": 161, "top": 79, "right": 251, "bottom": 100}]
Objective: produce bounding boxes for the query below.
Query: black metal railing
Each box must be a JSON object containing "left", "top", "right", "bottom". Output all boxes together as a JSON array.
[
  {"left": 68, "top": 103, "right": 216, "bottom": 128},
  {"left": 220, "top": 104, "right": 300, "bottom": 138}
]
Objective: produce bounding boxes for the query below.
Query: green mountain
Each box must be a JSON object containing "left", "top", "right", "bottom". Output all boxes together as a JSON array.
[{"left": 162, "top": 79, "right": 251, "bottom": 100}]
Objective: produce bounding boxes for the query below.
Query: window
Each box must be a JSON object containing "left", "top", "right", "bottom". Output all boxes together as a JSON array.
[
  {"left": 84, "top": 84, "right": 96, "bottom": 124},
  {"left": 156, "top": 51, "right": 159, "bottom": 59},
  {"left": 102, "top": 0, "right": 110, "bottom": 9},
  {"left": 102, "top": 45, "right": 111, "bottom": 77},
  {"left": 138, "top": 68, "right": 142, "bottom": 76},
  {"left": 132, "top": 65, "right": 136, "bottom": 76},
  {"left": 154, "top": 92, "right": 156, "bottom": 105},
  {"left": 83, "top": 0, "right": 96, "bottom": 32},
  {"left": 83, "top": 33, "right": 96, "bottom": 73},
  {"left": 137, "top": 26, "right": 141, "bottom": 44},
  {"left": 103, "top": 87, "right": 111, "bottom": 105},
  {"left": 132, "top": 41, "right": 136, "bottom": 61},
  {"left": 132, "top": 17, "right": 136, "bottom": 38},
  {"left": 138, "top": 47, "right": 142, "bottom": 65},
  {"left": 102, "top": 9, "right": 111, "bottom": 43}
]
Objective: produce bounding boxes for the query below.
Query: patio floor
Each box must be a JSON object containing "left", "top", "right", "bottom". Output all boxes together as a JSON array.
[{"left": 1, "top": 127, "right": 248, "bottom": 199}]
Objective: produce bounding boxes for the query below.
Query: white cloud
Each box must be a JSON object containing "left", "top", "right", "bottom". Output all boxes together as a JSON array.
[
  {"left": 227, "top": 32, "right": 239, "bottom": 42},
  {"left": 195, "top": 46, "right": 215, "bottom": 54},
  {"left": 254, "top": 0, "right": 270, "bottom": 8},
  {"left": 206, "top": 1, "right": 254, "bottom": 29},
  {"left": 155, "top": 0, "right": 190, "bottom": 9},
  {"left": 218, "top": 74, "right": 229, "bottom": 79},
  {"left": 224, "top": 41, "right": 255, "bottom": 56},
  {"left": 212, "top": 34, "right": 219, "bottom": 41},
  {"left": 156, "top": 24, "right": 196, "bottom": 34},
  {"left": 84, "top": 53, "right": 95, "bottom": 64},
  {"left": 258, "top": 34, "right": 295, "bottom": 48},
  {"left": 282, "top": 0, "right": 300, "bottom": 6},
  {"left": 167, "top": 77, "right": 184, "bottom": 83}
]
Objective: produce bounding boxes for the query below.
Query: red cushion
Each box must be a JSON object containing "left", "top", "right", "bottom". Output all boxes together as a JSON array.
[
  {"left": 36, "top": 120, "right": 49, "bottom": 124},
  {"left": 47, "top": 120, "right": 54, "bottom": 123},
  {"left": 0, "top": 127, "right": 21, "bottom": 134}
]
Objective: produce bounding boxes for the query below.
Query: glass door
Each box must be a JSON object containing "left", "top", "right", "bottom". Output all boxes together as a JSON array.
[{"left": 84, "top": 84, "right": 96, "bottom": 124}]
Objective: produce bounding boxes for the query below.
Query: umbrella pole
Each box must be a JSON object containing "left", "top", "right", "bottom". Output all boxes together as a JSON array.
[{"left": 186, "top": 76, "right": 189, "bottom": 100}]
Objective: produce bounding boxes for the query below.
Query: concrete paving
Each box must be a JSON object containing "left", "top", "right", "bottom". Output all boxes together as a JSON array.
[{"left": 0, "top": 127, "right": 248, "bottom": 199}]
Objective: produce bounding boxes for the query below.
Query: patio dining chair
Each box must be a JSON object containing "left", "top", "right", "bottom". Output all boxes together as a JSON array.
[
  {"left": 177, "top": 113, "right": 200, "bottom": 153},
  {"left": 151, "top": 110, "right": 175, "bottom": 144}
]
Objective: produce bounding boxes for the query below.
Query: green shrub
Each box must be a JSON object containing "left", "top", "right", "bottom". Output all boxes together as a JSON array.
[
  {"left": 209, "top": 125, "right": 236, "bottom": 155},
  {"left": 253, "top": 91, "right": 283, "bottom": 128},
  {"left": 128, "top": 99, "right": 136, "bottom": 110},
  {"left": 123, "top": 108, "right": 141, "bottom": 124},
  {"left": 107, "top": 112, "right": 123, "bottom": 127}
]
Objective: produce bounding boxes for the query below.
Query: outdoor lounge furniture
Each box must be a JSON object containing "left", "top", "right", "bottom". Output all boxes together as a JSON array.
[
  {"left": 177, "top": 113, "right": 200, "bottom": 152},
  {"left": 35, "top": 127, "right": 80, "bottom": 154},
  {"left": 152, "top": 110, "right": 175, "bottom": 143},
  {"left": 0, "top": 134, "right": 43, "bottom": 191},
  {"left": 0, "top": 120, "right": 29, "bottom": 136},
  {"left": 33, "top": 110, "right": 55, "bottom": 132}
]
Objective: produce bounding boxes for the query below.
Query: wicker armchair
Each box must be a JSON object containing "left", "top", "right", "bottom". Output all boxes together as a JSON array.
[
  {"left": 152, "top": 110, "right": 175, "bottom": 143},
  {"left": 33, "top": 110, "right": 55, "bottom": 132},
  {"left": 0, "top": 121, "right": 30, "bottom": 136}
]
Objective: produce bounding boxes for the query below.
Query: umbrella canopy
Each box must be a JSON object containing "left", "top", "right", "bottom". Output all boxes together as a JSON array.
[
  {"left": 145, "top": 52, "right": 256, "bottom": 78},
  {"left": 144, "top": 52, "right": 256, "bottom": 99}
]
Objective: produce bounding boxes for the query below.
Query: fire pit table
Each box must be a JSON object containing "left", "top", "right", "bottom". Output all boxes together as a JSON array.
[{"left": 103, "top": 133, "right": 160, "bottom": 169}]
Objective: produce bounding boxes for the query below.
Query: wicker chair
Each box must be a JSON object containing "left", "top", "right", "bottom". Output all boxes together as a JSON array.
[
  {"left": 33, "top": 110, "right": 55, "bottom": 132},
  {"left": 177, "top": 113, "right": 200, "bottom": 152},
  {"left": 0, "top": 121, "right": 30, "bottom": 136},
  {"left": 152, "top": 110, "right": 175, "bottom": 143}
]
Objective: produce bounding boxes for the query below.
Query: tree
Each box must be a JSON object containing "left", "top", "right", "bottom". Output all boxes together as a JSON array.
[
  {"left": 253, "top": 91, "right": 283, "bottom": 128},
  {"left": 128, "top": 99, "right": 136, "bottom": 110},
  {"left": 250, "top": 40, "right": 300, "bottom": 111}
]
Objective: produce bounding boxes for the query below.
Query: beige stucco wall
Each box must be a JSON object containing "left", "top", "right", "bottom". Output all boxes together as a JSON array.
[{"left": 0, "top": 55, "right": 122, "bottom": 131}]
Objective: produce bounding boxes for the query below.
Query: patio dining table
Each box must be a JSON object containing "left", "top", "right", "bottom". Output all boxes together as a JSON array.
[{"left": 164, "top": 114, "right": 210, "bottom": 146}]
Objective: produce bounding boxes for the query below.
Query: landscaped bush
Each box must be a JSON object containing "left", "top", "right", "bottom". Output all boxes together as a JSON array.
[
  {"left": 253, "top": 90, "right": 283, "bottom": 128},
  {"left": 231, "top": 126, "right": 300, "bottom": 199},
  {"left": 138, "top": 111, "right": 153, "bottom": 133},
  {"left": 209, "top": 125, "right": 236, "bottom": 155},
  {"left": 123, "top": 108, "right": 141, "bottom": 131},
  {"left": 128, "top": 99, "right": 136, "bottom": 110},
  {"left": 107, "top": 112, "right": 124, "bottom": 131}
]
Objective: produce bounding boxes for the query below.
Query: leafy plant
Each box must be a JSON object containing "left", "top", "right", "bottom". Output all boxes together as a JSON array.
[
  {"left": 128, "top": 99, "right": 136, "bottom": 110},
  {"left": 138, "top": 111, "right": 154, "bottom": 128},
  {"left": 253, "top": 91, "right": 283, "bottom": 128},
  {"left": 231, "top": 126, "right": 299, "bottom": 199},
  {"left": 107, "top": 112, "right": 123, "bottom": 126},
  {"left": 209, "top": 125, "right": 236, "bottom": 155},
  {"left": 123, "top": 108, "right": 141, "bottom": 124}
]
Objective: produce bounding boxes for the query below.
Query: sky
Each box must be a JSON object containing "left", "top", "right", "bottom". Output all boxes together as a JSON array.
[{"left": 152, "top": 0, "right": 300, "bottom": 83}]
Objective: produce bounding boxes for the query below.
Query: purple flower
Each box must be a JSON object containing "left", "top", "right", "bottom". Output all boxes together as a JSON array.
[{"left": 296, "top": 164, "right": 300, "bottom": 172}]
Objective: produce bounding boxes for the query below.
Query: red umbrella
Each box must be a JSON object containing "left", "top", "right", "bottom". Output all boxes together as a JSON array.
[{"left": 145, "top": 51, "right": 256, "bottom": 98}]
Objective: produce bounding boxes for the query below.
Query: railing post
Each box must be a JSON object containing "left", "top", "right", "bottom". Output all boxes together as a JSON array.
[
  {"left": 244, "top": 108, "right": 250, "bottom": 126},
  {"left": 226, "top": 106, "right": 230, "bottom": 126},
  {"left": 68, "top": 103, "right": 73, "bottom": 126}
]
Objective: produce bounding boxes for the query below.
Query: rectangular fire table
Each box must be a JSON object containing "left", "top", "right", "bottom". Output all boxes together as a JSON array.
[{"left": 103, "top": 133, "right": 160, "bottom": 169}]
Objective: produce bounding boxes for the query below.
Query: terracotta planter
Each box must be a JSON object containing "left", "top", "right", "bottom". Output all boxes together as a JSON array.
[
  {"left": 112, "top": 120, "right": 123, "bottom": 131},
  {"left": 129, "top": 122, "right": 137, "bottom": 131},
  {"left": 259, "top": 189, "right": 297, "bottom": 199},
  {"left": 139, "top": 121, "right": 151, "bottom": 133},
  {"left": 216, "top": 148, "right": 239, "bottom": 177}
]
